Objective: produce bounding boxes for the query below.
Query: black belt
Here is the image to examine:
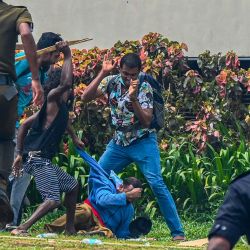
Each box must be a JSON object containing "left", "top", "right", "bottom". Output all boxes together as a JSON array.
[{"left": 0, "top": 74, "right": 14, "bottom": 85}]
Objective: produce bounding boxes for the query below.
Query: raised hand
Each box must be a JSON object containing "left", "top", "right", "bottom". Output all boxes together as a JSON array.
[
  {"left": 101, "top": 53, "right": 118, "bottom": 75},
  {"left": 55, "top": 41, "right": 70, "bottom": 55}
]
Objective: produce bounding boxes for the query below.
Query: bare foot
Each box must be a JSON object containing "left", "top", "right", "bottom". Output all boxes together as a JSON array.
[{"left": 11, "top": 228, "right": 30, "bottom": 236}]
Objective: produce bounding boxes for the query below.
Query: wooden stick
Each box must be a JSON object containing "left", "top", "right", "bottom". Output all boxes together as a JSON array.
[{"left": 15, "top": 38, "right": 93, "bottom": 62}]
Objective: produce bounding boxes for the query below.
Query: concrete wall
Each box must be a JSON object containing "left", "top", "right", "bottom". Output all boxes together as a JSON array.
[{"left": 7, "top": 0, "right": 250, "bottom": 56}]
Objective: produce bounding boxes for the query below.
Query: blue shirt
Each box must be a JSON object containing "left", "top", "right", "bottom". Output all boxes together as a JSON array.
[
  {"left": 77, "top": 150, "right": 134, "bottom": 238},
  {"left": 15, "top": 51, "right": 48, "bottom": 118}
]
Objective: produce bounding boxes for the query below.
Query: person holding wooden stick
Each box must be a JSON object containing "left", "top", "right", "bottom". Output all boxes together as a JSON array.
[
  {"left": 6, "top": 32, "right": 64, "bottom": 231},
  {"left": 11, "top": 42, "right": 83, "bottom": 236},
  {"left": 0, "top": 0, "right": 43, "bottom": 228}
]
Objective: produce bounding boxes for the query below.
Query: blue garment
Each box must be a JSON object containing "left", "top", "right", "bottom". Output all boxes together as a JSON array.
[
  {"left": 98, "top": 132, "right": 185, "bottom": 237},
  {"left": 77, "top": 149, "right": 134, "bottom": 238},
  {"left": 9, "top": 172, "right": 31, "bottom": 226},
  {"left": 110, "top": 170, "right": 123, "bottom": 189},
  {"left": 15, "top": 51, "right": 48, "bottom": 118}
]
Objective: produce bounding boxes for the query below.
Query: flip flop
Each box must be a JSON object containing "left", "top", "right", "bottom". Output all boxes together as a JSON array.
[
  {"left": 5, "top": 225, "right": 18, "bottom": 232},
  {"left": 11, "top": 228, "right": 30, "bottom": 237}
]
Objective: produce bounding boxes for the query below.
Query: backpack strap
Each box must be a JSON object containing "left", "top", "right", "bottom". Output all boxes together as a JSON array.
[{"left": 139, "top": 72, "right": 163, "bottom": 103}]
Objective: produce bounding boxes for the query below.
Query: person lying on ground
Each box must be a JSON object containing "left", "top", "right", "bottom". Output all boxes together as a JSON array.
[
  {"left": 45, "top": 150, "right": 146, "bottom": 239},
  {"left": 11, "top": 41, "right": 84, "bottom": 236},
  {"left": 207, "top": 171, "right": 250, "bottom": 250}
]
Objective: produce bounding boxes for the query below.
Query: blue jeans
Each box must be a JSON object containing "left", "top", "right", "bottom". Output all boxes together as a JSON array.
[
  {"left": 9, "top": 172, "right": 31, "bottom": 226},
  {"left": 98, "top": 132, "right": 184, "bottom": 237}
]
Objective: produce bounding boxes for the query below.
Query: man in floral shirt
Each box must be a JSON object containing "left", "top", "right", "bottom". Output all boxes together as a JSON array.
[{"left": 81, "top": 53, "right": 185, "bottom": 240}]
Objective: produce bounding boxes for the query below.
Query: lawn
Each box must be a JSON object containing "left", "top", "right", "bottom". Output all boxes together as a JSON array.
[{"left": 0, "top": 209, "right": 248, "bottom": 250}]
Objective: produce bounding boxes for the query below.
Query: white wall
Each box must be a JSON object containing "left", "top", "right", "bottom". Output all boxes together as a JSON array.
[{"left": 7, "top": 0, "right": 250, "bottom": 56}]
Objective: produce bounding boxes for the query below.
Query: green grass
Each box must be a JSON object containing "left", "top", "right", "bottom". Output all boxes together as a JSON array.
[{"left": 0, "top": 208, "right": 248, "bottom": 249}]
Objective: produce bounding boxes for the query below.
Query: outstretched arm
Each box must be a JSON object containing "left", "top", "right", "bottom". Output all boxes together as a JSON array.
[
  {"left": 66, "top": 122, "right": 85, "bottom": 149},
  {"left": 81, "top": 54, "right": 118, "bottom": 103},
  {"left": 19, "top": 23, "right": 43, "bottom": 106}
]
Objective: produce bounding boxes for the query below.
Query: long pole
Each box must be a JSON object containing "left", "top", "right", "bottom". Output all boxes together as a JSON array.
[{"left": 15, "top": 38, "right": 93, "bottom": 62}]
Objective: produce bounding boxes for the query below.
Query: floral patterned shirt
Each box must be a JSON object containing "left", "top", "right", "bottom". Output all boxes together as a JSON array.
[{"left": 99, "top": 74, "right": 154, "bottom": 146}]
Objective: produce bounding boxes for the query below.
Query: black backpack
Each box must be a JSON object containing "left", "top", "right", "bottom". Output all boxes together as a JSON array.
[{"left": 107, "top": 73, "right": 165, "bottom": 131}]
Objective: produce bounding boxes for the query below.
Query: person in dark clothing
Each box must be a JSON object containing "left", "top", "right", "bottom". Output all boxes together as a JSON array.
[
  {"left": 11, "top": 41, "right": 83, "bottom": 236},
  {"left": 7, "top": 32, "right": 64, "bottom": 230},
  {"left": 208, "top": 172, "right": 250, "bottom": 250}
]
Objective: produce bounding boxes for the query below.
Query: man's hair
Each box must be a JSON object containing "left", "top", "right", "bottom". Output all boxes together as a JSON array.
[
  {"left": 120, "top": 53, "right": 142, "bottom": 70},
  {"left": 37, "top": 32, "right": 63, "bottom": 50},
  {"left": 124, "top": 177, "right": 142, "bottom": 189}
]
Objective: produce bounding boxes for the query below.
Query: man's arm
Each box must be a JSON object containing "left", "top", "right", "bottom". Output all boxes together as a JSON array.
[
  {"left": 19, "top": 23, "right": 43, "bottom": 106},
  {"left": 12, "top": 114, "right": 37, "bottom": 177},
  {"left": 81, "top": 54, "right": 118, "bottom": 103},
  {"left": 129, "top": 79, "right": 153, "bottom": 128},
  {"left": 131, "top": 101, "right": 153, "bottom": 128},
  {"left": 66, "top": 122, "right": 85, "bottom": 149},
  {"left": 16, "top": 114, "right": 37, "bottom": 156},
  {"left": 95, "top": 186, "right": 142, "bottom": 207},
  {"left": 47, "top": 42, "right": 72, "bottom": 102},
  {"left": 95, "top": 186, "right": 127, "bottom": 207}
]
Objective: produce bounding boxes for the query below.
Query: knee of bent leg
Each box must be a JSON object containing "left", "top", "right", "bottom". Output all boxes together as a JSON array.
[{"left": 46, "top": 199, "right": 60, "bottom": 209}]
